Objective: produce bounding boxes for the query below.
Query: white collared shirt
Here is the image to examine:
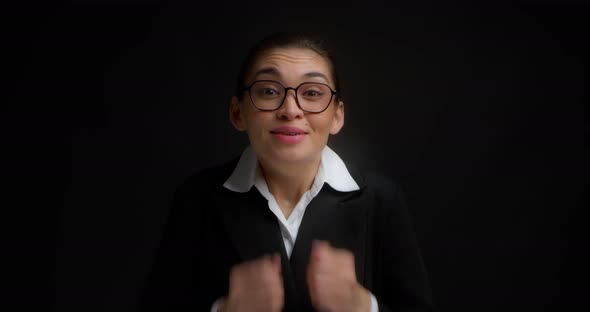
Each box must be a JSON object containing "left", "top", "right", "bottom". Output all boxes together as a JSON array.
[
  {"left": 223, "top": 145, "right": 360, "bottom": 257},
  {"left": 212, "top": 145, "right": 378, "bottom": 312}
]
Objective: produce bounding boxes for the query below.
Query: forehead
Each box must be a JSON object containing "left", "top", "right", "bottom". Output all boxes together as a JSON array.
[{"left": 248, "top": 47, "right": 334, "bottom": 85}]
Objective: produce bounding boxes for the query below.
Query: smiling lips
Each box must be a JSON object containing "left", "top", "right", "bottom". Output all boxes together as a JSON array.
[
  {"left": 270, "top": 126, "right": 306, "bottom": 135},
  {"left": 270, "top": 126, "right": 307, "bottom": 144}
]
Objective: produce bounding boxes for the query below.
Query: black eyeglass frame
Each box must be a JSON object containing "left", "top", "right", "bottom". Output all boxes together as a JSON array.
[{"left": 242, "top": 80, "right": 337, "bottom": 113}]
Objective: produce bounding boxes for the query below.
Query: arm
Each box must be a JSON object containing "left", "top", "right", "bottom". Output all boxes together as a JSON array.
[
  {"left": 137, "top": 177, "right": 215, "bottom": 312},
  {"left": 371, "top": 176, "right": 435, "bottom": 312}
]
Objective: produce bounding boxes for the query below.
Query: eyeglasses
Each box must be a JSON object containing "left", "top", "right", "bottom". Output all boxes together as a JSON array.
[{"left": 243, "top": 80, "right": 337, "bottom": 113}]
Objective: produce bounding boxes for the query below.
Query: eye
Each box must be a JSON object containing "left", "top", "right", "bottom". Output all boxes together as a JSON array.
[
  {"left": 301, "top": 85, "right": 326, "bottom": 98},
  {"left": 262, "top": 88, "right": 279, "bottom": 95},
  {"left": 303, "top": 90, "right": 323, "bottom": 97},
  {"left": 253, "top": 82, "right": 283, "bottom": 98}
]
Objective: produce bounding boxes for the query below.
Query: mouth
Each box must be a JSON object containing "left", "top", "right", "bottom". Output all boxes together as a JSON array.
[
  {"left": 269, "top": 131, "right": 305, "bottom": 136},
  {"left": 269, "top": 127, "right": 307, "bottom": 144},
  {"left": 270, "top": 126, "right": 307, "bottom": 136}
]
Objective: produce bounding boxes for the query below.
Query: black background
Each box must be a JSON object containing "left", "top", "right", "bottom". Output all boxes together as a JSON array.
[{"left": 5, "top": 0, "right": 587, "bottom": 311}]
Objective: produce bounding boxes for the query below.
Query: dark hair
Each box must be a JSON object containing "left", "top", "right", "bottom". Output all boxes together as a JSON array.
[{"left": 234, "top": 31, "right": 342, "bottom": 102}]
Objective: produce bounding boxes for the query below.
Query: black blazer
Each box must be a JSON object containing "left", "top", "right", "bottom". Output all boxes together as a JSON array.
[{"left": 139, "top": 157, "right": 434, "bottom": 312}]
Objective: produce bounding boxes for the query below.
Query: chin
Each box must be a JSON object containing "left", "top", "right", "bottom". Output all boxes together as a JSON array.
[
  {"left": 251, "top": 137, "right": 322, "bottom": 165},
  {"left": 268, "top": 146, "right": 319, "bottom": 164}
]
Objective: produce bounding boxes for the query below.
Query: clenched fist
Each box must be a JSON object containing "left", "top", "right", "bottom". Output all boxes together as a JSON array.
[
  {"left": 307, "top": 240, "right": 371, "bottom": 312},
  {"left": 218, "top": 253, "right": 284, "bottom": 312}
]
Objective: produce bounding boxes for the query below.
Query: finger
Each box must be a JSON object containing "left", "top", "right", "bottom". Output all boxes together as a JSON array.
[
  {"left": 311, "top": 239, "right": 328, "bottom": 260},
  {"left": 308, "top": 274, "right": 331, "bottom": 311},
  {"left": 250, "top": 254, "right": 269, "bottom": 268},
  {"left": 329, "top": 247, "right": 351, "bottom": 262},
  {"left": 275, "top": 271, "right": 285, "bottom": 302},
  {"left": 310, "top": 241, "right": 334, "bottom": 277},
  {"left": 307, "top": 272, "right": 318, "bottom": 309},
  {"left": 314, "top": 240, "right": 340, "bottom": 271},
  {"left": 319, "top": 243, "right": 354, "bottom": 266},
  {"left": 271, "top": 252, "right": 282, "bottom": 273},
  {"left": 270, "top": 256, "right": 285, "bottom": 312},
  {"left": 271, "top": 280, "right": 285, "bottom": 312},
  {"left": 306, "top": 262, "right": 331, "bottom": 301},
  {"left": 306, "top": 257, "right": 317, "bottom": 297}
]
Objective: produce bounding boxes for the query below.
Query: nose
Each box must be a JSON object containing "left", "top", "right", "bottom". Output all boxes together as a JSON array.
[{"left": 276, "top": 89, "right": 303, "bottom": 120}]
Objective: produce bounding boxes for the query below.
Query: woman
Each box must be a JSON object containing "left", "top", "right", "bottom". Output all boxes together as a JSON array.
[{"left": 139, "top": 32, "right": 434, "bottom": 312}]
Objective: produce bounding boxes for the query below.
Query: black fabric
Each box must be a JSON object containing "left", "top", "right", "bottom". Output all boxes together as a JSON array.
[{"left": 138, "top": 157, "right": 434, "bottom": 311}]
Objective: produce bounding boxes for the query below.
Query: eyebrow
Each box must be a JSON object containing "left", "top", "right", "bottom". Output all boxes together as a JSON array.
[
  {"left": 302, "top": 71, "right": 330, "bottom": 82},
  {"left": 253, "top": 67, "right": 281, "bottom": 78},
  {"left": 252, "top": 67, "right": 331, "bottom": 84}
]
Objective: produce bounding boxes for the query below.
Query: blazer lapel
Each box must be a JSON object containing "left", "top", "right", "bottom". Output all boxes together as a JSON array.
[
  {"left": 219, "top": 187, "right": 284, "bottom": 261},
  {"left": 289, "top": 183, "right": 369, "bottom": 309},
  {"left": 216, "top": 161, "right": 369, "bottom": 311},
  {"left": 218, "top": 187, "right": 299, "bottom": 311}
]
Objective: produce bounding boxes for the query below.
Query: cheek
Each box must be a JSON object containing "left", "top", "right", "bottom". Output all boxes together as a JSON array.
[
  {"left": 245, "top": 113, "right": 270, "bottom": 135},
  {"left": 242, "top": 108, "right": 260, "bottom": 128},
  {"left": 308, "top": 115, "right": 334, "bottom": 133}
]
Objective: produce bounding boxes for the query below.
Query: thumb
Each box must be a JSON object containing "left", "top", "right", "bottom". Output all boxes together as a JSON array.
[
  {"left": 311, "top": 239, "right": 329, "bottom": 260},
  {"left": 271, "top": 253, "right": 281, "bottom": 273}
]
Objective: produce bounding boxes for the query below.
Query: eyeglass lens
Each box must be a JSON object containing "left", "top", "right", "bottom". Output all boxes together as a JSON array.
[{"left": 250, "top": 81, "right": 332, "bottom": 112}]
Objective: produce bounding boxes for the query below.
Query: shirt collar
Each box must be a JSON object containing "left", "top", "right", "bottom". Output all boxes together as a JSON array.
[{"left": 223, "top": 145, "right": 360, "bottom": 193}]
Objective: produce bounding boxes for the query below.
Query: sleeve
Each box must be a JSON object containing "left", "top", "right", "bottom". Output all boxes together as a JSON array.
[
  {"left": 137, "top": 177, "right": 215, "bottom": 312},
  {"left": 370, "top": 292, "right": 379, "bottom": 312},
  {"left": 210, "top": 297, "right": 224, "bottom": 312},
  {"left": 370, "top": 176, "right": 435, "bottom": 312}
]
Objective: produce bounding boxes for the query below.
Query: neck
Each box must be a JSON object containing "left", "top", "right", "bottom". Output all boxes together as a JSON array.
[{"left": 258, "top": 155, "right": 321, "bottom": 209}]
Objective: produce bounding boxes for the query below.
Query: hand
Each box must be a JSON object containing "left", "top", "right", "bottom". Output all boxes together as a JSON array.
[
  {"left": 219, "top": 253, "right": 284, "bottom": 312},
  {"left": 306, "top": 240, "right": 371, "bottom": 312}
]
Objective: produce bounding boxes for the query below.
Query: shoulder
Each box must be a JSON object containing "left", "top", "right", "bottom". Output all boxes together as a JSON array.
[
  {"left": 342, "top": 161, "right": 411, "bottom": 223},
  {"left": 173, "top": 156, "right": 240, "bottom": 198},
  {"left": 343, "top": 161, "right": 403, "bottom": 196}
]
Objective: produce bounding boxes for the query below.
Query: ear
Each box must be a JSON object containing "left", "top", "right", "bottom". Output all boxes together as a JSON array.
[
  {"left": 329, "top": 100, "right": 344, "bottom": 135},
  {"left": 229, "top": 96, "right": 247, "bottom": 131}
]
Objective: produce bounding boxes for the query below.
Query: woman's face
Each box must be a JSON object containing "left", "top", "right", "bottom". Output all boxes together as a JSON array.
[{"left": 230, "top": 47, "right": 344, "bottom": 168}]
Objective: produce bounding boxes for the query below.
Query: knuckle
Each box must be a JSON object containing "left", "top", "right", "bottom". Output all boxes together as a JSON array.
[
  {"left": 310, "top": 277, "right": 321, "bottom": 294},
  {"left": 345, "top": 250, "right": 355, "bottom": 262},
  {"left": 230, "top": 263, "right": 241, "bottom": 275},
  {"left": 269, "top": 290, "right": 284, "bottom": 311}
]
